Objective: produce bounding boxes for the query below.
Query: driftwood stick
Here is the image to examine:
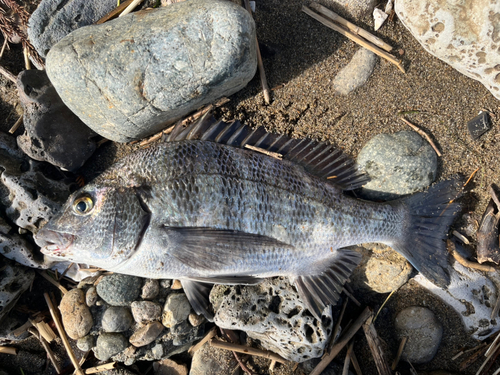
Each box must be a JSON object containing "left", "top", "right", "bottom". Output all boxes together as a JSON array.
[
  {"left": 302, "top": 6, "right": 404, "bottom": 73},
  {"left": 210, "top": 339, "right": 288, "bottom": 364},
  {"left": 400, "top": 117, "right": 442, "bottom": 156},
  {"left": 310, "top": 307, "right": 373, "bottom": 375},
  {"left": 391, "top": 336, "right": 408, "bottom": 370},
  {"left": 362, "top": 316, "right": 391, "bottom": 375},
  {"left": 188, "top": 326, "right": 217, "bottom": 354},
  {"left": 243, "top": 0, "right": 271, "bottom": 104},
  {"left": 309, "top": 3, "right": 393, "bottom": 52},
  {"left": 447, "top": 240, "right": 496, "bottom": 272},
  {"left": 85, "top": 362, "right": 116, "bottom": 374},
  {"left": 0, "top": 64, "right": 16, "bottom": 83},
  {"left": 8, "top": 114, "right": 23, "bottom": 134},
  {"left": 342, "top": 341, "right": 354, "bottom": 375},
  {"left": 43, "top": 293, "right": 84, "bottom": 375},
  {"left": 28, "top": 327, "right": 61, "bottom": 374},
  {"left": 0, "top": 346, "right": 17, "bottom": 355}
]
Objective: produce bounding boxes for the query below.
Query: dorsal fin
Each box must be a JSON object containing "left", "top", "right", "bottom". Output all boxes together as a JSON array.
[{"left": 167, "top": 113, "right": 369, "bottom": 190}]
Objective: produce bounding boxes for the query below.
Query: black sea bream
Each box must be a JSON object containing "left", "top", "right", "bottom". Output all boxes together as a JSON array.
[{"left": 36, "top": 115, "right": 462, "bottom": 319}]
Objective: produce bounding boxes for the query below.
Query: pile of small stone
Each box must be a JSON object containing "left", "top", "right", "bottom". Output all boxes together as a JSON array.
[{"left": 60, "top": 274, "right": 205, "bottom": 365}]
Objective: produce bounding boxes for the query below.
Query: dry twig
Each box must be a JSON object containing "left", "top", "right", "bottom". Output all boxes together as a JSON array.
[
  {"left": 210, "top": 339, "right": 288, "bottom": 364},
  {"left": 244, "top": 145, "right": 282, "bottom": 160},
  {"left": 342, "top": 341, "right": 354, "bottom": 375},
  {"left": 28, "top": 327, "right": 61, "bottom": 374},
  {"left": 85, "top": 362, "right": 116, "bottom": 374},
  {"left": 8, "top": 114, "right": 22, "bottom": 134},
  {"left": 37, "top": 270, "right": 69, "bottom": 294},
  {"left": 447, "top": 240, "right": 496, "bottom": 272},
  {"left": 188, "top": 326, "right": 217, "bottom": 354},
  {"left": 118, "top": 0, "right": 144, "bottom": 18},
  {"left": 350, "top": 350, "right": 363, "bottom": 375},
  {"left": 96, "top": 0, "right": 135, "bottom": 24},
  {"left": 302, "top": 6, "right": 404, "bottom": 73},
  {"left": 0, "top": 63, "right": 15, "bottom": 82},
  {"left": 0, "top": 346, "right": 17, "bottom": 355},
  {"left": 362, "top": 316, "right": 391, "bottom": 375},
  {"left": 400, "top": 117, "right": 442, "bottom": 156},
  {"left": 391, "top": 336, "right": 408, "bottom": 370}
]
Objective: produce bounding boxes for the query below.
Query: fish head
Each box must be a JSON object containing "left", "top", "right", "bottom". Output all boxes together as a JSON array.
[{"left": 36, "top": 182, "right": 150, "bottom": 269}]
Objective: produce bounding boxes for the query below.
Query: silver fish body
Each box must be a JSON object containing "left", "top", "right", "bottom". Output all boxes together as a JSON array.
[{"left": 37, "top": 116, "right": 461, "bottom": 319}]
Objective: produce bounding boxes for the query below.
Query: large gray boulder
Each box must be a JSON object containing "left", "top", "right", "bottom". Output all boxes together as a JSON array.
[
  {"left": 46, "top": 0, "right": 257, "bottom": 142},
  {"left": 395, "top": 0, "right": 500, "bottom": 101}
]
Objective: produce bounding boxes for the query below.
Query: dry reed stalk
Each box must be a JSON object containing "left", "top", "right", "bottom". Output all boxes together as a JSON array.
[
  {"left": 447, "top": 240, "right": 496, "bottom": 272},
  {"left": 210, "top": 339, "right": 288, "bottom": 364}
]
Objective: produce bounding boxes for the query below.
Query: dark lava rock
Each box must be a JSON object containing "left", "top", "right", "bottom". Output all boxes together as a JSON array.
[
  {"left": 27, "top": 0, "right": 117, "bottom": 57},
  {"left": 96, "top": 274, "right": 142, "bottom": 306},
  {"left": 46, "top": 0, "right": 257, "bottom": 142},
  {"left": 16, "top": 69, "right": 98, "bottom": 171},
  {"left": 0, "top": 258, "right": 35, "bottom": 322}
]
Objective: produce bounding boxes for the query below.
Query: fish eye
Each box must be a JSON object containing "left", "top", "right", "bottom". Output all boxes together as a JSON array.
[{"left": 73, "top": 196, "right": 94, "bottom": 215}]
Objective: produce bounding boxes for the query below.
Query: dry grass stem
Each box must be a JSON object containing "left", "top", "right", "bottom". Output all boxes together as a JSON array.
[
  {"left": 341, "top": 287, "right": 360, "bottom": 307},
  {"left": 44, "top": 292, "right": 85, "bottom": 375},
  {"left": 460, "top": 342, "right": 489, "bottom": 371},
  {"left": 244, "top": 144, "right": 282, "bottom": 159},
  {"left": 309, "top": 3, "right": 393, "bottom": 52},
  {"left": 486, "top": 332, "right": 500, "bottom": 357},
  {"left": 12, "top": 320, "right": 32, "bottom": 337},
  {"left": 85, "top": 362, "right": 116, "bottom": 374},
  {"left": 8, "top": 114, "right": 22, "bottom": 134},
  {"left": 453, "top": 230, "right": 470, "bottom": 244},
  {"left": 362, "top": 316, "right": 392, "bottom": 375},
  {"left": 310, "top": 307, "right": 372, "bottom": 375},
  {"left": 350, "top": 350, "right": 363, "bottom": 375},
  {"left": 269, "top": 360, "right": 276, "bottom": 372},
  {"left": 23, "top": 46, "right": 30, "bottom": 70},
  {"left": 447, "top": 240, "right": 496, "bottom": 272},
  {"left": 96, "top": 0, "right": 135, "bottom": 24},
  {"left": 188, "top": 326, "right": 217, "bottom": 354},
  {"left": 400, "top": 117, "right": 442, "bottom": 156},
  {"left": 373, "top": 289, "right": 396, "bottom": 323},
  {"left": 37, "top": 270, "right": 69, "bottom": 294},
  {"left": 0, "top": 346, "right": 17, "bottom": 355},
  {"left": 391, "top": 336, "right": 408, "bottom": 370},
  {"left": 0, "top": 38, "right": 7, "bottom": 59},
  {"left": 30, "top": 319, "right": 57, "bottom": 343},
  {"left": 210, "top": 338, "right": 288, "bottom": 364},
  {"left": 464, "top": 167, "right": 481, "bottom": 188},
  {"left": 328, "top": 298, "right": 348, "bottom": 352},
  {"left": 28, "top": 327, "right": 61, "bottom": 374},
  {"left": 342, "top": 341, "right": 354, "bottom": 375},
  {"left": 302, "top": 6, "right": 405, "bottom": 73},
  {"left": 119, "top": 0, "right": 144, "bottom": 17},
  {"left": 0, "top": 64, "right": 15, "bottom": 82},
  {"left": 233, "top": 352, "right": 255, "bottom": 375}
]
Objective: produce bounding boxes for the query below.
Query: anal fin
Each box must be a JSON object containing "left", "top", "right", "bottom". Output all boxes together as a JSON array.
[
  {"left": 181, "top": 280, "right": 214, "bottom": 321},
  {"left": 292, "top": 249, "right": 361, "bottom": 320}
]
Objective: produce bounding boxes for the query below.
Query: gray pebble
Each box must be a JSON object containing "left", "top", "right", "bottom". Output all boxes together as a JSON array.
[
  {"left": 131, "top": 301, "right": 162, "bottom": 323},
  {"left": 77, "top": 335, "right": 94, "bottom": 352},
  {"left": 129, "top": 321, "right": 164, "bottom": 347},
  {"left": 395, "top": 306, "right": 442, "bottom": 364},
  {"left": 357, "top": 131, "right": 437, "bottom": 200},
  {"left": 86, "top": 286, "right": 98, "bottom": 307},
  {"left": 102, "top": 306, "right": 134, "bottom": 333},
  {"left": 188, "top": 313, "right": 205, "bottom": 327},
  {"left": 160, "top": 280, "right": 172, "bottom": 289},
  {"left": 333, "top": 49, "right": 378, "bottom": 95},
  {"left": 141, "top": 279, "right": 160, "bottom": 300},
  {"left": 96, "top": 274, "right": 142, "bottom": 306},
  {"left": 162, "top": 293, "right": 191, "bottom": 328},
  {"left": 28, "top": 0, "right": 117, "bottom": 57},
  {"left": 46, "top": 0, "right": 257, "bottom": 142},
  {"left": 94, "top": 333, "right": 128, "bottom": 361},
  {"left": 151, "top": 343, "right": 163, "bottom": 360}
]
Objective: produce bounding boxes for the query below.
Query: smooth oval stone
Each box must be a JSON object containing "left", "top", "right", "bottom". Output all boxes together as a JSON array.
[
  {"left": 59, "top": 288, "right": 93, "bottom": 340},
  {"left": 46, "top": 0, "right": 257, "bottom": 142},
  {"left": 96, "top": 274, "right": 142, "bottom": 306},
  {"left": 94, "top": 333, "right": 128, "bottom": 361},
  {"left": 102, "top": 306, "right": 134, "bottom": 332}
]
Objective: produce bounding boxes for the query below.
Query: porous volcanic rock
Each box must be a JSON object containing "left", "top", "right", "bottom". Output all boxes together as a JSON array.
[
  {"left": 0, "top": 258, "right": 35, "bottom": 323},
  {"left": 46, "top": 0, "right": 257, "bottom": 142}
]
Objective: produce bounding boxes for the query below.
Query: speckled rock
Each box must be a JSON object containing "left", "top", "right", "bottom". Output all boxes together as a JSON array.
[
  {"left": 94, "top": 333, "right": 128, "bottom": 361},
  {"left": 357, "top": 131, "right": 437, "bottom": 200},
  {"left": 60, "top": 288, "right": 94, "bottom": 339},
  {"left": 395, "top": 0, "right": 500, "bottom": 101},
  {"left": 27, "top": 0, "right": 117, "bottom": 57},
  {"left": 395, "top": 306, "right": 442, "bottom": 364},
  {"left": 16, "top": 69, "right": 97, "bottom": 171},
  {"left": 102, "top": 306, "right": 134, "bottom": 332},
  {"left": 154, "top": 358, "right": 188, "bottom": 375},
  {"left": 162, "top": 293, "right": 191, "bottom": 328},
  {"left": 131, "top": 301, "right": 161, "bottom": 323},
  {"left": 333, "top": 49, "right": 378, "bottom": 95},
  {"left": 129, "top": 321, "right": 164, "bottom": 347},
  {"left": 188, "top": 313, "right": 204, "bottom": 327},
  {"left": 350, "top": 244, "right": 413, "bottom": 293},
  {"left": 0, "top": 258, "right": 35, "bottom": 322},
  {"left": 46, "top": 0, "right": 257, "bottom": 142},
  {"left": 189, "top": 343, "right": 238, "bottom": 375},
  {"left": 77, "top": 335, "right": 94, "bottom": 352},
  {"left": 212, "top": 277, "right": 333, "bottom": 362},
  {"left": 96, "top": 274, "right": 142, "bottom": 306},
  {"left": 141, "top": 279, "right": 160, "bottom": 300}
]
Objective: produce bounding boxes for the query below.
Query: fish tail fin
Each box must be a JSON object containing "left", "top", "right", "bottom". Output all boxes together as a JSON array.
[{"left": 390, "top": 178, "right": 463, "bottom": 287}]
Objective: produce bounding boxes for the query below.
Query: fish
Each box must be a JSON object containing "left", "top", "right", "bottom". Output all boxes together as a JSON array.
[{"left": 36, "top": 114, "right": 462, "bottom": 320}]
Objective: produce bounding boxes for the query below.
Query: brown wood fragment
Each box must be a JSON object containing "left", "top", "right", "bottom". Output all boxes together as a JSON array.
[
  {"left": 391, "top": 336, "right": 408, "bottom": 370},
  {"left": 459, "top": 344, "right": 488, "bottom": 372},
  {"left": 0, "top": 346, "right": 17, "bottom": 355},
  {"left": 188, "top": 326, "right": 217, "bottom": 354},
  {"left": 310, "top": 307, "right": 373, "bottom": 375},
  {"left": 209, "top": 339, "right": 288, "bottom": 364},
  {"left": 85, "top": 362, "right": 116, "bottom": 374},
  {"left": 362, "top": 316, "right": 391, "bottom": 375},
  {"left": 350, "top": 350, "right": 363, "bottom": 375},
  {"left": 8, "top": 114, "right": 23, "bottom": 134},
  {"left": 447, "top": 240, "right": 496, "bottom": 272},
  {"left": 400, "top": 117, "right": 442, "bottom": 156},
  {"left": 28, "top": 327, "right": 61, "bottom": 374},
  {"left": 342, "top": 341, "right": 354, "bottom": 375},
  {"left": 96, "top": 0, "right": 135, "bottom": 24}
]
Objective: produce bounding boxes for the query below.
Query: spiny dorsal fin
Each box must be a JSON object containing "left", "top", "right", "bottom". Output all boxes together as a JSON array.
[{"left": 167, "top": 113, "right": 369, "bottom": 190}]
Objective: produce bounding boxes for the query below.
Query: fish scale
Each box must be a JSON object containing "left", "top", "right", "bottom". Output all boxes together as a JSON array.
[{"left": 37, "top": 114, "right": 462, "bottom": 320}]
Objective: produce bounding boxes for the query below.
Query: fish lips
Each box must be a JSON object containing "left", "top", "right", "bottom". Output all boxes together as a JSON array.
[{"left": 36, "top": 227, "right": 75, "bottom": 258}]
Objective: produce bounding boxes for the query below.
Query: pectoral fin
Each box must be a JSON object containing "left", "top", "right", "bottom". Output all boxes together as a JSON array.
[{"left": 292, "top": 249, "right": 361, "bottom": 320}]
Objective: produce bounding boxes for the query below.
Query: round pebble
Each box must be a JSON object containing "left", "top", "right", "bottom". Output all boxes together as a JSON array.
[
  {"left": 395, "top": 306, "right": 443, "bottom": 364},
  {"left": 141, "top": 279, "right": 160, "bottom": 300},
  {"left": 59, "top": 288, "right": 93, "bottom": 340},
  {"left": 94, "top": 333, "right": 128, "bottom": 361},
  {"left": 129, "top": 321, "right": 164, "bottom": 347},
  {"left": 102, "top": 306, "right": 134, "bottom": 333},
  {"left": 77, "top": 335, "right": 94, "bottom": 352},
  {"left": 96, "top": 274, "right": 142, "bottom": 306},
  {"left": 162, "top": 293, "right": 191, "bottom": 328},
  {"left": 188, "top": 313, "right": 205, "bottom": 327},
  {"left": 160, "top": 279, "right": 172, "bottom": 289},
  {"left": 86, "top": 286, "right": 98, "bottom": 307},
  {"left": 131, "top": 301, "right": 162, "bottom": 323},
  {"left": 333, "top": 48, "right": 378, "bottom": 95},
  {"left": 357, "top": 131, "right": 437, "bottom": 200}
]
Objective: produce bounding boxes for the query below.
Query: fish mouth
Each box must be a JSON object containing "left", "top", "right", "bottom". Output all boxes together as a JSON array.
[{"left": 36, "top": 228, "right": 75, "bottom": 258}]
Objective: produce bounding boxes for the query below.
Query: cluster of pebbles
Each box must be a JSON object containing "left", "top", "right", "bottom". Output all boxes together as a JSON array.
[{"left": 60, "top": 274, "right": 205, "bottom": 364}]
